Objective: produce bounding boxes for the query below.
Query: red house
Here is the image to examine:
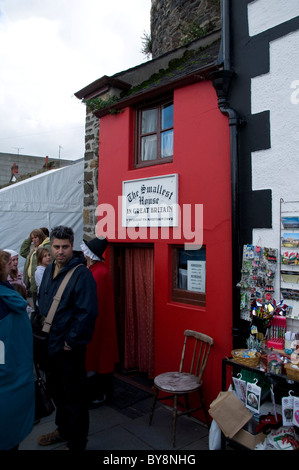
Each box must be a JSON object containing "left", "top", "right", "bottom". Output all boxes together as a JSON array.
[{"left": 75, "top": 31, "right": 232, "bottom": 411}]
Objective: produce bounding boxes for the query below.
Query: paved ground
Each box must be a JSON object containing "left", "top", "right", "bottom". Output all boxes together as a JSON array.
[
  {"left": 19, "top": 375, "right": 211, "bottom": 453},
  {"left": 20, "top": 398, "right": 210, "bottom": 452}
]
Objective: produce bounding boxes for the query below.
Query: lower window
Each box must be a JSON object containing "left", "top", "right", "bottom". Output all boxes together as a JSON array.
[{"left": 172, "top": 245, "right": 206, "bottom": 306}]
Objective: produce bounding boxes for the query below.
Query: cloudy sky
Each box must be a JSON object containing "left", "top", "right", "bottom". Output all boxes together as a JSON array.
[{"left": 0, "top": 0, "right": 152, "bottom": 161}]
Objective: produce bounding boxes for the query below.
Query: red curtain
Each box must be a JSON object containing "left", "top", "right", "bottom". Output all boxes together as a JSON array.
[{"left": 124, "top": 247, "right": 155, "bottom": 378}]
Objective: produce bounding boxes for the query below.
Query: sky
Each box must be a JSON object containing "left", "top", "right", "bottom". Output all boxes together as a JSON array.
[{"left": 0, "top": 0, "right": 152, "bottom": 161}]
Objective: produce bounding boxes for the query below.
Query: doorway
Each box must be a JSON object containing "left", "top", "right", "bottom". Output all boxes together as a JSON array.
[{"left": 111, "top": 244, "right": 155, "bottom": 380}]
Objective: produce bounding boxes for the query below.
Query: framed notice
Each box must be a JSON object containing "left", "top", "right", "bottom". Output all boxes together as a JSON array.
[
  {"left": 187, "top": 260, "right": 206, "bottom": 293},
  {"left": 122, "top": 174, "right": 178, "bottom": 227}
]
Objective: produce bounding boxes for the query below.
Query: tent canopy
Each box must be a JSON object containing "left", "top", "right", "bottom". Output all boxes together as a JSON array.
[{"left": 0, "top": 160, "right": 85, "bottom": 272}]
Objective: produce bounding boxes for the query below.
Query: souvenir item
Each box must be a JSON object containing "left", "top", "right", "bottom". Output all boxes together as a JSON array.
[
  {"left": 246, "top": 380, "right": 261, "bottom": 414},
  {"left": 282, "top": 394, "right": 294, "bottom": 426}
]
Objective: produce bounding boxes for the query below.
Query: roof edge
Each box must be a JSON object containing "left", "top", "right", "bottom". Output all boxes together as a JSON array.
[
  {"left": 74, "top": 30, "right": 222, "bottom": 101},
  {"left": 74, "top": 75, "right": 132, "bottom": 100},
  {"left": 93, "top": 63, "right": 219, "bottom": 118}
]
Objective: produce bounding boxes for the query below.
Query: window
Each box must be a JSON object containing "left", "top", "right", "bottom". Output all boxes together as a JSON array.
[
  {"left": 172, "top": 246, "right": 206, "bottom": 307},
  {"left": 135, "top": 100, "right": 173, "bottom": 167}
]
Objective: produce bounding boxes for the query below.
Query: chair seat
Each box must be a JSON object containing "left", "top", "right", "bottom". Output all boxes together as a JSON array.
[{"left": 154, "top": 371, "right": 201, "bottom": 393}]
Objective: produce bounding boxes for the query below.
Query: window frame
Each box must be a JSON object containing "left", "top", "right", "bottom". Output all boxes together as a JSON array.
[
  {"left": 171, "top": 245, "right": 206, "bottom": 307},
  {"left": 134, "top": 97, "right": 174, "bottom": 168}
]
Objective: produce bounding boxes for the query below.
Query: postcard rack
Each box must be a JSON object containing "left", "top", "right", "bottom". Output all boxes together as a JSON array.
[{"left": 279, "top": 199, "right": 299, "bottom": 317}]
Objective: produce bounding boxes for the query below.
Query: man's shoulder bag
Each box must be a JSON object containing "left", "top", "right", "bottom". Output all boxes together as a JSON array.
[{"left": 32, "top": 264, "right": 83, "bottom": 366}]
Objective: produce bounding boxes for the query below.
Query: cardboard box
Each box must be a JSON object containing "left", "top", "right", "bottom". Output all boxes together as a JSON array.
[
  {"left": 209, "top": 391, "right": 252, "bottom": 438},
  {"left": 208, "top": 391, "right": 266, "bottom": 449},
  {"left": 232, "top": 429, "right": 266, "bottom": 450}
]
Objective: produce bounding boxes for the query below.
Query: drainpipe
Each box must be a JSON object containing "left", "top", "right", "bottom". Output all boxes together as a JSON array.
[{"left": 211, "top": 0, "right": 243, "bottom": 348}]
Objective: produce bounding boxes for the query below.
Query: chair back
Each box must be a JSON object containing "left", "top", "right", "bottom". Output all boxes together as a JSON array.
[{"left": 179, "top": 330, "right": 214, "bottom": 383}]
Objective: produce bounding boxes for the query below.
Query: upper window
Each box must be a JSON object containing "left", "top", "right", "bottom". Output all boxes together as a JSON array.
[{"left": 135, "top": 100, "right": 173, "bottom": 167}]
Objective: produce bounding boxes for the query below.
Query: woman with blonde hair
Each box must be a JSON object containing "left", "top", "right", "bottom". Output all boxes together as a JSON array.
[
  {"left": 35, "top": 246, "right": 52, "bottom": 295},
  {"left": 20, "top": 228, "right": 52, "bottom": 308},
  {"left": 0, "top": 250, "right": 35, "bottom": 450}
]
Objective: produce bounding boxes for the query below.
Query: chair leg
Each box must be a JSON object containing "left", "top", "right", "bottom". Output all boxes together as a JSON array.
[
  {"left": 171, "top": 394, "right": 178, "bottom": 448},
  {"left": 149, "top": 387, "right": 158, "bottom": 425},
  {"left": 198, "top": 388, "right": 210, "bottom": 428},
  {"left": 184, "top": 393, "right": 191, "bottom": 415}
]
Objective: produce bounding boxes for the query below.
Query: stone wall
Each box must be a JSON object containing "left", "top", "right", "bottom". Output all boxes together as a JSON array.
[
  {"left": 82, "top": 109, "right": 99, "bottom": 240},
  {"left": 151, "top": 0, "right": 221, "bottom": 58}
]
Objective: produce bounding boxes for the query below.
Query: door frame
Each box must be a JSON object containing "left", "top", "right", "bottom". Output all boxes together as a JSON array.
[{"left": 110, "top": 243, "right": 154, "bottom": 374}]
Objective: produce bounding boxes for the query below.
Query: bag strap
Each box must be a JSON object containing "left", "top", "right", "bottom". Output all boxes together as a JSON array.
[
  {"left": 34, "top": 360, "right": 42, "bottom": 379},
  {"left": 42, "top": 264, "right": 83, "bottom": 334}
]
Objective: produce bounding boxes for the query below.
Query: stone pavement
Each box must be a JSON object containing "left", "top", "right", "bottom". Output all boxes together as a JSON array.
[{"left": 19, "top": 376, "right": 211, "bottom": 452}]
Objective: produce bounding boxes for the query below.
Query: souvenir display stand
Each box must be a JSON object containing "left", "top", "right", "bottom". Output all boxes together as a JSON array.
[
  {"left": 238, "top": 244, "right": 278, "bottom": 323},
  {"left": 217, "top": 240, "right": 299, "bottom": 450}
]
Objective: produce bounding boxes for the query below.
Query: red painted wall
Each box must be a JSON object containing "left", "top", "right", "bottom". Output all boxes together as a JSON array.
[{"left": 97, "top": 80, "right": 233, "bottom": 407}]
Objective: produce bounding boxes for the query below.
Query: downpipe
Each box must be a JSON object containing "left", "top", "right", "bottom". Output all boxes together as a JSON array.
[{"left": 211, "top": 0, "right": 244, "bottom": 347}]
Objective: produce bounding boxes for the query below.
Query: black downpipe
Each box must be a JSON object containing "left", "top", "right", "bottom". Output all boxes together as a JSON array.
[{"left": 211, "top": 0, "right": 243, "bottom": 348}]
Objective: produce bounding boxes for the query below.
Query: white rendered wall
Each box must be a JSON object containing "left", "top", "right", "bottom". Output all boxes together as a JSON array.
[
  {"left": 249, "top": 1, "right": 299, "bottom": 320},
  {"left": 251, "top": 30, "right": 299, "bottom": 248},
  {"left": 248, "top": 0, "right": 299, "bottom": 36}
]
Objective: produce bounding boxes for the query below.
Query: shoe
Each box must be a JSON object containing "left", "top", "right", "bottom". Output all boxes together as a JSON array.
[
  {"left": 37, "top": 429, "right": 66, "bottom": 446},
  {"left": 89, "top": 394, "right": 106, "bottom": 409}
]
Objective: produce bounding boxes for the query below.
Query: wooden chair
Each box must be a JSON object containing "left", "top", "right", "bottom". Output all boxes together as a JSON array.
[{"left": 149, "top": 329, "right": 214, "bottom": 447}]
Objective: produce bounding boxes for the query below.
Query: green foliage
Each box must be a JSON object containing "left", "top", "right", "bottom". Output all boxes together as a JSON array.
[
  {"left": 181, "top": 20, "right": 216, "bottom": 45},
  {"left": 83, "top": 95, "right": 120, "bottom": 114},
  {"left": 141, "top": 30, "right": 152, "bottom": 59}
]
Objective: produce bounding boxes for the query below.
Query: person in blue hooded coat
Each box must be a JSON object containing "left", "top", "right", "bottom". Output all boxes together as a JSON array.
[{"left": 0, "top": 250, "right": 35, "bottom": 450}]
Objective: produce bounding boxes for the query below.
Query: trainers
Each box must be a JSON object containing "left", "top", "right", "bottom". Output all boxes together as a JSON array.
[{"left": 37, "top": 429, "right": 66, "bottom": 446}]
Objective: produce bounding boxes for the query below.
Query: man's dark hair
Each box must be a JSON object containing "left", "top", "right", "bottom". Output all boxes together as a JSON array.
[{"left": 50, "top": 226, "right": 74, "bottom": 245}]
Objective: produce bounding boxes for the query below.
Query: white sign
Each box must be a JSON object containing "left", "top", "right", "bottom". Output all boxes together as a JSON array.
[
  {"left": 122, "top": 174, "right": 178, "bottom": 227},
  {"left": 187, "top": 260, "right": 206, "bottom": 293},
  {"left": 0, "top": 340, "right": 4, "bottom": 364}
]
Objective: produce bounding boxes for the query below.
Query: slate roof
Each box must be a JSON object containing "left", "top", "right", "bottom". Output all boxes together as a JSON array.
[{"left": 75, "top": 31, "right": 222, "bottom": 117}]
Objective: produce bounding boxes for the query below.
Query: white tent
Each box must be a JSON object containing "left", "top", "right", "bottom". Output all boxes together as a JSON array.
[{"left": 0, "top": 160, "right": 85, "bottom": 271}]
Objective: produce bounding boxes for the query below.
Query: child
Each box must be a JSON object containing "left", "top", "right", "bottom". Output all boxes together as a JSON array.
[
  {"left": 4, "top": 249, "right": 26, "bottom": 288},
  {"left": 35, "top": 247, "right": 52, "bottom": 295},
  {"left": 13, "top": 283, "right": 34, "bottom": 319}
]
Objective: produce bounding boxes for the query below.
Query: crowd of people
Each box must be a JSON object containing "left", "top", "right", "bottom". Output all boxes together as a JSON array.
[{"left": 0, "top": 225, "right": 119, "bottom": 451}]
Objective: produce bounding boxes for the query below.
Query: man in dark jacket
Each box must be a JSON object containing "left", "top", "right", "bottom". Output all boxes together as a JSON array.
[{"left": 37, "top": 226, "right": 98, "bottom": 450}]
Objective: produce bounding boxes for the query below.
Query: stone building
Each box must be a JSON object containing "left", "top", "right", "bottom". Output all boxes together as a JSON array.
[
  {"left": 151, "top": 0, "right": 220, "bottom": 57},
  {"left": 0, "top": 152, "right": 73, "bottom": 188}
]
